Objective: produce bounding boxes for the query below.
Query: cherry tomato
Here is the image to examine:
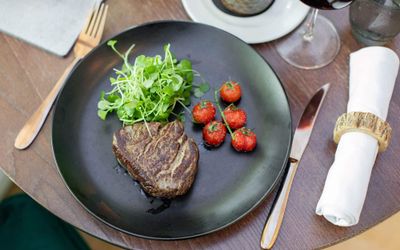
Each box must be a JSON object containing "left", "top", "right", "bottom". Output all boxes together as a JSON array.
[
  {"left": 202, "top": 121, "right": 227, "bottom": 147},
  {"left": 192, "top": 100, "right": 216, "bottom": 125},
  {"left": 220, "top": 81, "right": 241, "bottom": 103},
  {"left": 231, "top": 127, "right": 257, "bottom": 152},
  {"left": 223, "top": 105, "right": 247, "bottom": 130}
]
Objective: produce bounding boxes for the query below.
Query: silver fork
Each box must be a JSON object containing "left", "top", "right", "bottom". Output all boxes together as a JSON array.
[{"left": 15, "top": 3, "right": 109, "bottom": 149}]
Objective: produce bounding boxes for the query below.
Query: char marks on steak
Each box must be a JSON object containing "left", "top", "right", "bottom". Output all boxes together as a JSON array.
[{"left": 112, "top": 120, "right": 199, "bottom": 198}]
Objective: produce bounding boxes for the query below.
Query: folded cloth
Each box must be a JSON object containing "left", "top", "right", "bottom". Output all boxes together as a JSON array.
[
  {"left": 316, "top": 47, "right": 399, "bottom": 227},
  {"left": 0, "top": 0, "right": 98, "bottom": 56}
]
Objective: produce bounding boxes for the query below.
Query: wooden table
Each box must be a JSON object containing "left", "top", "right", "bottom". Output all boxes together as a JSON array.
[{"left": 1, "top": 1, "right": 399, "bottom": 249}]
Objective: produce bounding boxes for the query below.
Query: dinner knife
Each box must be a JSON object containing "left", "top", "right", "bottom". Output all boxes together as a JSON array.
[{"left": 260, "top": 83, "right": 330, "bottom": 249}]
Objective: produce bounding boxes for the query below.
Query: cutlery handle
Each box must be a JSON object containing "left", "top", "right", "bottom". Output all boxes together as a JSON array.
[
  {"left": 260, "top": 159, "right": 299, "bottom": 249},
  {"left": 14, "top": 57, "right": 81, "bottom": 149}
]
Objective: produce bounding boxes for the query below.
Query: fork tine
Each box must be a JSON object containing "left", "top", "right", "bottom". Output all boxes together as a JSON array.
[
  {"left": 80, "top": 4, "right": 96, "bottom": 35},
  {"left": 86, "top": 3, "right": 102, "bottom": 36},
  {"left": 93, "top": 4, "right": 108, "bottom": 39},
  {"left": 91, "top": 3, "right": 106, "bottom": 37}
]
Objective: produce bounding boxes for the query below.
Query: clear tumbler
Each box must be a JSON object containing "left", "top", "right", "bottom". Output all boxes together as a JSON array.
[{"left": 350, "top": 0, "right": 400, "bottom": 45}]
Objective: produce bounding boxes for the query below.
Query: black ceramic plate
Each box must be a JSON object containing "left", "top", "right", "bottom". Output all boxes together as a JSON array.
[{"left": 52, "top": 21, "right": 292, "bottom": 240}]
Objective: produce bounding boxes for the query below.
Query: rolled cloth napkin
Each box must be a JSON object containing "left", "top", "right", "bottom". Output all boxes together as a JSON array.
[
  {"left": 316, "top": 47, "right": 399, "bottom": 227},
  {"left": 0, "top": 0, "right": 98, "bottom": 56}
]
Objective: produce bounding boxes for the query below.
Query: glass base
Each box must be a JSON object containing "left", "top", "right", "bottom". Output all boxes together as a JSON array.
[
  {"left": 351, "top": 28, "right": 390, "bottom": 46},
  {"left": 275, "top": 15, "right": 340, "bottom": 70}
]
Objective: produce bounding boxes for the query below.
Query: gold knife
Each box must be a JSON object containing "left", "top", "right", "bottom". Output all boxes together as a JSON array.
[{"left": 260, "top": 83, "right": 330, "bottom": 249}]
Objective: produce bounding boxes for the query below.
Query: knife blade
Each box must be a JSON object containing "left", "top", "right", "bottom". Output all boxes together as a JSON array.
[{"left": 260, "top": 83, "right": 330, "bottom": 249}]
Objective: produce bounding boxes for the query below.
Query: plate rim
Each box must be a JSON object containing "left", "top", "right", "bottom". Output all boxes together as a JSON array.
[
  {"left": 51, "top": 20, "right": 293, "bottom": 240},
  {"left": 181, "top": 0, "right": 310, "bottom": 43}
]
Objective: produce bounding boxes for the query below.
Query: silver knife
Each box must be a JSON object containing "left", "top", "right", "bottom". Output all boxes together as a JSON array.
[{"left": 260, "top": 83, "right": 330, "bottom": 249}]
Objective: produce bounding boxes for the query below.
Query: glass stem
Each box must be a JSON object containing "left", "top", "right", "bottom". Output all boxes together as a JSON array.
[{"left": 303, "top": 8, "right": 319, "bottom": 42}]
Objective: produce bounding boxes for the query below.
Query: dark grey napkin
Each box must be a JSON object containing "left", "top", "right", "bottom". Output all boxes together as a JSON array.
[{"left": 0, "top": 0, "right": 98, "bottom": 56}]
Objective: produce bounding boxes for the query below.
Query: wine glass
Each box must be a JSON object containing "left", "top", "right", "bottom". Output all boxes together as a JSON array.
[{"left": 276, "top": 0, "right": 353, "bottom": 70}]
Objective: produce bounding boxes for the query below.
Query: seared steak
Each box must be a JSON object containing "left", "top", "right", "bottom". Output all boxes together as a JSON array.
[{"left": 112, "top": 120, "right": 199, "bottom": 198}]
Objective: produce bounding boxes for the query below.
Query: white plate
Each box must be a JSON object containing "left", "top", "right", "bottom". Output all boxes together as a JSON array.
[{"left": 181, "top": 0, "right": 310, "bottom": 43}]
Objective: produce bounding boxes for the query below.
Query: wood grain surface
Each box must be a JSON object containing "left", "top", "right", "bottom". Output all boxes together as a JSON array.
[{"left": 0, "top": 1, "right": 399, "bottom": 249}]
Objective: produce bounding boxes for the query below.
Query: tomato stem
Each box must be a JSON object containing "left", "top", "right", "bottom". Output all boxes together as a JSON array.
[{"left": 214, "top": 90, "right": 234, "bottom": 138}]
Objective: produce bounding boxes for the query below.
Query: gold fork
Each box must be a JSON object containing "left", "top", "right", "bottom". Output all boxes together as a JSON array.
[{"left": 15, "top": 3, "right": 109, "bottom": 150}]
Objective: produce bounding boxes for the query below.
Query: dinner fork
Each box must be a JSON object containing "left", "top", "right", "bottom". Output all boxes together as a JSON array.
[{"left": 14, "top": 3, "right": 109, "bottom": 150}]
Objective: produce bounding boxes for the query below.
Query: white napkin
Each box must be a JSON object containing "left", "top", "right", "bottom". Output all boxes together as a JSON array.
[
  {"left": 316, "top": 47, "right": 400, "bottom": 227},
  {"left": 0, "top": 0, "right": 98, "bottom": 56}
]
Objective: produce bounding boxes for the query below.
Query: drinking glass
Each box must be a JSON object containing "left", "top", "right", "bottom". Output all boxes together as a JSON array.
[
  {"left": 350, "top": 0, "right": 400, "bottom": 46},
  {"left": 276, "top": 0, "right": 353, "bottom": 69}
]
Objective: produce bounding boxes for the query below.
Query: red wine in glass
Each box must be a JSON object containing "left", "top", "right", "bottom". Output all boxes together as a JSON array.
[
  {"left": 301, "top": 0, "right": 353, "bottom": 10},
  {"left": 275, "top": 0, "right": 354, "bottom": 69}
]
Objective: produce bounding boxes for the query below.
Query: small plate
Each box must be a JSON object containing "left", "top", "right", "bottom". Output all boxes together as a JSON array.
[{"left": 181, "top": 0, "right": 310, "bottom": 43}]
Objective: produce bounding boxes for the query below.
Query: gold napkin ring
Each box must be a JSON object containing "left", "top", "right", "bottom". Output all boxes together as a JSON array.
[{"left": 333, "top": 112, "right": 392, "bottom": 152}]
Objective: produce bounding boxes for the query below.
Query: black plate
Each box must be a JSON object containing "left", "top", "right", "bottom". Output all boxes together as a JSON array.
[{"left": 52, "top": 21, "right": 292, "bottom": 240}]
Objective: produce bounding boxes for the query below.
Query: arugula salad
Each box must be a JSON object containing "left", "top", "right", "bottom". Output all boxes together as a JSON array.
[{"left": 97, "top": 40, "right": 208, "bottom": 125}]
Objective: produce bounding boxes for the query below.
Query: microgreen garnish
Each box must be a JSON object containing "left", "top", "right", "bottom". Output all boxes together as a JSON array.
[
  {"left": 97, "top": 40, "right": 199, "bottom": 125},
  {"left": 193, "top": 82, "right": 210, "bottom": 98}
]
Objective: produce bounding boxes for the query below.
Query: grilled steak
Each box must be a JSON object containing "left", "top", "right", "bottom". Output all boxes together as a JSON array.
[{"left": 112, "top": 120, "right": 199, "bottom": 198}]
